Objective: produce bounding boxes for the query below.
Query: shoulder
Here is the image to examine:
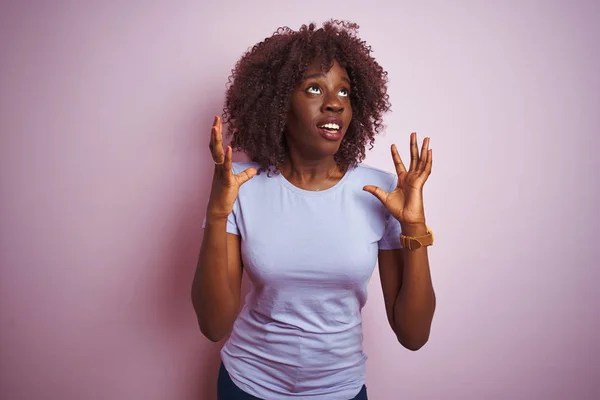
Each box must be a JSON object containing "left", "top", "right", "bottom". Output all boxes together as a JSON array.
[
  {"left": 353, "top": 163, "right": 396, "bottom": 179},
  {"left": 351, "top": 163, "right": 397, "bottom": 190},
  {"left": 231, "top": 161, "right": 275, "bottom": 184},
  {"left": 231, "top": 161, "right": 275, "bottom": 194}
]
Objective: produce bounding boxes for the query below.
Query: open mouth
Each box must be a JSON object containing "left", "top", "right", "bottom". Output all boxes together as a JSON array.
[
  {"left": 318, "top": 122, "right": 341, "bottom": 133},
  {"left": 316, "top": 121, "right": 343, "bottom": 140}
]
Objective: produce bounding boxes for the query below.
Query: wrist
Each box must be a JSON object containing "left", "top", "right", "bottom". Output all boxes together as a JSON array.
[
  {"left": 205, "top": 210, "right": 229, "bottom": 224},
  {"left": 400, "top": 223, "right": 428, "bottom": 237}
]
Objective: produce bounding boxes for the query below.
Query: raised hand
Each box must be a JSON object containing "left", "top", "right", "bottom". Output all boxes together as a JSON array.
[
  {"left": 206, "top": 116, "right": 257, "bottom": 220},
  {"left": 363, "top": 133, "right": 432, "bottom": 226}
]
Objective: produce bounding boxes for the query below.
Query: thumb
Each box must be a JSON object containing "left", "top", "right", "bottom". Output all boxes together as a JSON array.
[
  {"left": 236, "top": 167, "right": 257, "bottom": 185},
  {"left": 363, "top": 185, "right": 388, "bottom": 204}
]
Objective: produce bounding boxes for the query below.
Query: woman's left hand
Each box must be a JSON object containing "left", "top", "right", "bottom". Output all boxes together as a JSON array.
[{"left": 363, "top": 133, "right": 432, "bottom": 227}]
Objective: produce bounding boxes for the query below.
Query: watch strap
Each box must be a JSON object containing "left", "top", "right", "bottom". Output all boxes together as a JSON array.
[{"left": 400, "top": 226, "right": 434, "bottom": 250}]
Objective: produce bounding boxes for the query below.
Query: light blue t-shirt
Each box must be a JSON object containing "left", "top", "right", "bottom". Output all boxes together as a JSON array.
[{"left": 211, "top": 161, "right": 402, "bottom": 399}]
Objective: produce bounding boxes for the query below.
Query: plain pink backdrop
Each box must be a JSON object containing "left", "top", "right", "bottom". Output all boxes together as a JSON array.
[{"left": 1, "top": 1, "right": 599, "bottom": 399}]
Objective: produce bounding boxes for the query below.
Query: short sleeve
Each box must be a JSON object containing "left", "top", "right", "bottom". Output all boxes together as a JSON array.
[
  {"left": 378, "top": 175, "right": 403, "bottom": 250},
  {"left": 378, "top": 212, "right": 403, "bottom": 250},
  {"left": 225, "top": 201, "right": 240, "bottom": 235}
]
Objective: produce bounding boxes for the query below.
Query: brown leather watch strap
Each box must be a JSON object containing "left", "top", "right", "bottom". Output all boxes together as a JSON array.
[{"left": 400, "top": 226, "right": 434, "bottom": 250}]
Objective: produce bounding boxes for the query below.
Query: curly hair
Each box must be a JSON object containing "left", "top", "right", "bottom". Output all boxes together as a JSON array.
[{"left": 222, "top": 20, "right": 391, "bottom": 173}]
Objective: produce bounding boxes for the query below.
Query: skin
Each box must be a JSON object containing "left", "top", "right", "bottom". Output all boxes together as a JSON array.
[
  {"left": 192, "top": 60, "right": 436, "bottom": 351},
  {"left": 281, "top": 60, "right": 352, "bottom": 189},
  {"left": 366, "top": 135, "right": 436, "bottom": 350}
]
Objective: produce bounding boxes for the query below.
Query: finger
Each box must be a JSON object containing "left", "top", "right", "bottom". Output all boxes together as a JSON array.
[
  {"left": 418, "top": 137, "right": 430, "bottom": 171},
  {"left": 236, "top": 167, "right": 257, "bottom": 185},
  {"left": 391, "top": 144, "right": 406, "bottom": 176},
  {"left": 409, "top": 132, "right": 419, "bottom": 171},
  {"left": 222, "top": 145, "right": 232, "bottom": 176},
  {"left": 363, "top": 185, "right": 388, "bottom": 204},
  {"left": 425, "top": 148, "right": 433, "bottom": 176},
  {"left": 211, "top": 116, "right": 225, "bottom": 164},
  {"left": 209, "top": 117, "right": 215, "bottom": 150}
]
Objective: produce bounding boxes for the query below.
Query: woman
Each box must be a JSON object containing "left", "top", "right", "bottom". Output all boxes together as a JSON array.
[{"left": 192, "top": 20, "right": 436, "bottom": 400}]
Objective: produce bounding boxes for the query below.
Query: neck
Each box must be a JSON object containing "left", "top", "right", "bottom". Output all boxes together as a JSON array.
[{"left": 281, "top": 152, "right": 339, "bottom": 186}]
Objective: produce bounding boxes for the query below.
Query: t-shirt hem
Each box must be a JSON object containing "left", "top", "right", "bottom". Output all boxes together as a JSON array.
[{"left": 221, "top": 351, "right": 365, "bottom": 399}]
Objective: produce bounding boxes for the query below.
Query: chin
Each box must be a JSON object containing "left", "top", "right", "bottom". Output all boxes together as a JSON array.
[{"left": 318, "top": 142, "right": 343, "bottom": 159}]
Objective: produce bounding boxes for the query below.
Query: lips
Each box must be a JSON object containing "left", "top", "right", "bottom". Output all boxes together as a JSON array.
[{"left": 316, "top": 117, "right": 344, "bottom": 141}]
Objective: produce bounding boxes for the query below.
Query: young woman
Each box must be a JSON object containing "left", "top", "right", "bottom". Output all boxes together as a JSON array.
[{"left": 192, "top": 20, "right": 436, "bottom": 400}]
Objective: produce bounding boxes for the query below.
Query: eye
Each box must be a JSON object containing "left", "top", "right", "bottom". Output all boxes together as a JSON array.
[
  {"left": 338, "top": 88, "right": 349, "bottom": 97},
  {"left": 306, "top": 85, "right": 321, "bottom": 94}
]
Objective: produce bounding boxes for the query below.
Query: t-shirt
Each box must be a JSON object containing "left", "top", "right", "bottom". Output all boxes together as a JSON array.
[{"left": 206, "top": 161, "right": 403, "bottom": 399}]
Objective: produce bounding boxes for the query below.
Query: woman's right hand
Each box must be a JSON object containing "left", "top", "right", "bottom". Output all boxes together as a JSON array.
[{"left": 206, "top": 116, "right": 257, "bottom": 220}]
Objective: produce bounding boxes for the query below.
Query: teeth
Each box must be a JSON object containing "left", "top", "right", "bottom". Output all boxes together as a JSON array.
[{"left": 319, "top": 123, "right": 340, "bottom": 130}]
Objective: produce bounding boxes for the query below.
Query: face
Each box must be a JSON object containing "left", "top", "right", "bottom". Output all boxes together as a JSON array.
[{"left": 285, "top": 60, "right": 353, "bottom": 159}]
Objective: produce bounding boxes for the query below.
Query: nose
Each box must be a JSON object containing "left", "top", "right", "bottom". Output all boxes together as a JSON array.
[{"left": 321, "top": 92, "right": 344, "bottom": 113}]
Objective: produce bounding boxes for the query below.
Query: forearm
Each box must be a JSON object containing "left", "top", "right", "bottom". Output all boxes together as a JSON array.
[
  {"left": 394, "top": 224, "right": 436, "bottom": 350},
  {"left": 192, "top": 217, "right": 237, "bottom": 341}
]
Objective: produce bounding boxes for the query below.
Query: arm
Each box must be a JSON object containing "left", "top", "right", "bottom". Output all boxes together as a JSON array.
[
  {"left": 364, "top": 133, "right": 436, "bottom": 351},
  {"left": 191, "top": 116, "right": 256, "bottom": 342},
  {"left": 378, "top": 224, "right": 436, "bottom": 351},
  {"left": 192, "top": 227, "right": 243, "bottom": 342}
]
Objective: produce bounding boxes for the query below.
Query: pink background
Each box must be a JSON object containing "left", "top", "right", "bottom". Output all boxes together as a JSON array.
[{"left": 1, "top": 1, "right": 599, "bottom": 399}]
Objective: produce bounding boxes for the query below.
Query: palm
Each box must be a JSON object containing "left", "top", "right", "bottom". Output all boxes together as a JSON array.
[
  {"left": 207, "top": 116, "right": 256, "bottom": 219},
  {"left": 364, "top": 133, "right": 432, "bottom": 225}
]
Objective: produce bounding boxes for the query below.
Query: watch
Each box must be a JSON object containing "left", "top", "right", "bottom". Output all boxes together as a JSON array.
[{"left": 400, "top": 226, "right": 434, "bottom": 250}]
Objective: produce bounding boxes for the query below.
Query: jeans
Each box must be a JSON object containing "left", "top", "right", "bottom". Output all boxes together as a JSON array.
[{"left": 217, "top": 362, "right": 368, "bottom": 400}]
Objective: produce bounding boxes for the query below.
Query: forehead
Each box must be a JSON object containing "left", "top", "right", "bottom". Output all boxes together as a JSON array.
[{"left": 302, "top": 59, "right": 349, "bottom": 79}]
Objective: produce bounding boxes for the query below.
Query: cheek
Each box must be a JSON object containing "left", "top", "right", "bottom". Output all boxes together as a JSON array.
[
  {"left": 287, "top": 106, "right": 303, "bottom": 128},
  {"left": 289, "top": 98, "right": 312, "bottom": 124},
  {"left": 294, "top": 106, "right": 318, "bottom": 130}
]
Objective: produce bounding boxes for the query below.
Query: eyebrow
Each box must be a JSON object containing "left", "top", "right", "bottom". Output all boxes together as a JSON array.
[{"left": 303, "top": 73, "right": 351, "bottom": 85}]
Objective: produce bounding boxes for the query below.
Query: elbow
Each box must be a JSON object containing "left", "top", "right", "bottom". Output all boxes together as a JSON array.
[
  {"left": 192, "top": 295, "right": 228, "bottom": 342},
  {"left": 192, "top": 300, "right": 234, "bottom": 342},
  {"left": 397, "top": 334, "right": 430, "bottom": 351},
  {"left": 202, "top": 328, "right": 226, "bottom": 343},
  {"left": 192, "top": 307, "right": 226, "bottom": 342},
  {"left": 401, "top": 339, "right": 428, "bottom": 351},
  {"left": 198, "top": 319, "right": 228, "bottom": 343},
  {"left": 194, "top": 304, "right": 232, "bottom": 342}
]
